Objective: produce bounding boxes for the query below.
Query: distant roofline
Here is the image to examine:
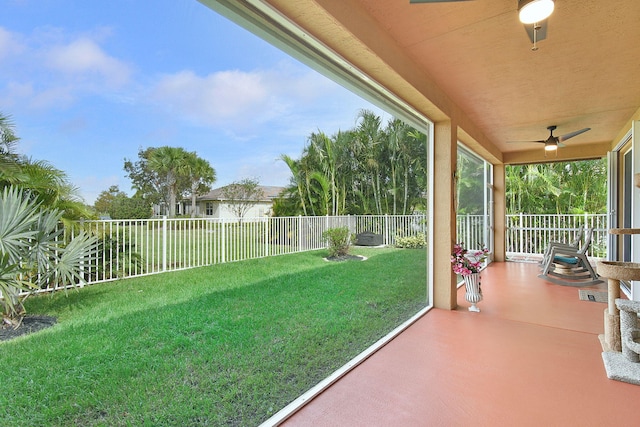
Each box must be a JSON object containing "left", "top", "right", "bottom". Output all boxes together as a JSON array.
[{"left": 194, "top": 185, "right": 286, "bottom": 202}]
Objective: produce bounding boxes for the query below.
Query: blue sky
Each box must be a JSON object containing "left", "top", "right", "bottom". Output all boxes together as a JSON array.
[{"left": 1, "top": 0, "right": 385, "bottom": 204}]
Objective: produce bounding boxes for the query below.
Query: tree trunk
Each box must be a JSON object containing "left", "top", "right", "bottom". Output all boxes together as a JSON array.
[
  {"left": 297, "top": 183, "right": 308, "bottom": 216},
  {"left": 191, "top": 184, "right": 198, "bottom": 218},
  {"left": 2, "top": 286, "right": 26, "bottom": 327},
  {"left": 403, "top": 169, "right": 409, "bottom": 214}
]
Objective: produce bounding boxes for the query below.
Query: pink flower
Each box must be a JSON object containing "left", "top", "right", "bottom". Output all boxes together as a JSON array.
[{"left": 451, "top": 242, "right": 488, "bottom": 275}]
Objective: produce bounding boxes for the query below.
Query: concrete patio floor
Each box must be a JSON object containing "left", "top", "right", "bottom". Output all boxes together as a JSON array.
[{"left": 282, "top": 261, "right": 640, "bottom": 426}]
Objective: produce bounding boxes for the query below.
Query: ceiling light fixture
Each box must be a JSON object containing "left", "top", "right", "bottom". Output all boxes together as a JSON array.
[
  {"left": 518, "top": 0, "right": 555, "bottom": 24},
  {"left": 544, "top": 141, "right": 558, "bottom": 151}
]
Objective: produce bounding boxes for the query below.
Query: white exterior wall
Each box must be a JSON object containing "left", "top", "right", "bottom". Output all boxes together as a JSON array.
[{"left": 199, "top": 200, "right": 273, "bottom": 219}]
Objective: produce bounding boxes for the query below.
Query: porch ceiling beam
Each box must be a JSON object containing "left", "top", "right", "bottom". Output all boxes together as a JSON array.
[{"left": 504, "top": 142, "right": 612, "bottom": 165}]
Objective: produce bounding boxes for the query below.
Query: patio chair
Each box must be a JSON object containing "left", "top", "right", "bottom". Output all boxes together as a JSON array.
[
  {"left": 538, "top": 227, "right": 585, "bottom": 268},
  {"left": 538, "top": 227, "right": 603, "bottom": 286}
]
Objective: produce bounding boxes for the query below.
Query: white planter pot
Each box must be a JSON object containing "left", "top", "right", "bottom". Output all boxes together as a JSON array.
[{"left": 463, "top": 272, "right": 483, "bottom": 312}]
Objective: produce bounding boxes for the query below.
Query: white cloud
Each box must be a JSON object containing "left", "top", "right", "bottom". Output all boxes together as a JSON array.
[
  {"left": 151, "top": 70, "right": 268, "bottom": 125},
  {"left": 1, "top": 81, "right": 32, "bottom": 109},
  {"left": 148, "top": 65, "right": 345, "bottom": 133},
  {"left": 30, "top": 85, "right": 77, "bottom": 109},
  {"left": 0, "top": 27, "right": 133, "bottom": 111},
  {"left": 45, "top": 37, "right": 131, "bottom": 87},
  {"left": 0, "top": 27, "right": 25, "bottom": 60}
]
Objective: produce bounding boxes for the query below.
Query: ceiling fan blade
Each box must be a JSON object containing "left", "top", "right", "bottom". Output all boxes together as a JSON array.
[
  {"left": 524, "top": 20, "right": 547, "bottom": 43},
  {"left": 410, "top": 0, "right": 473, "bottom": 3},
  {"left": 558, "top": 128, "right": 591, "bottom": 142},
  {"left": 506, "top": 140, "right": 546, "bottom": 144}
]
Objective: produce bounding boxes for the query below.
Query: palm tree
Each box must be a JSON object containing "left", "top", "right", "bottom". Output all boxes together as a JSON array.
[
  {"left": 1, "top": 113, "right": 92, "bottom": 221},
  {"left": 0, "top": 187, "right": 97, "bottom": 326},
  {"left": 506, "top": 160, "right": 607, "bottom": 215},
  {"left": 332, "top": 130, "right": 354, "bottom": 215},
  {"left": 279, "top": 154, "right": 308, "bottom": 216},
  {"left": 401, "top": 129, "right": 427, "bottom": 214},
  {"left": 277, "top": 112, "right": 427, "bottom": 216},
  {"left": 309, "top": 131, "right": 346, "bottom": 215},
  {"left": 355, "top": 110, "right": 383, "bottom": 214},
  {"left": 1, "top": 114, "right": 22, "bottom": 188},
  {"left": 567, "top": 159, "right": 606, "bottom": 213},
  {"left": 384, "top": 118, "right": 424, "bottom": 214},
  {"left": 524, "top": 164, "right": 562, "bottom": 213},
  {"left": 299, "top": 143, "right": 321, "bottom": 216},
  {"left": 148, "top": 146, "right": 190, "bottom": 218},
  {"left": 184, "top": 152, "right": 216, "bottom": 217},
  {"left": 456, "top": 152, "right": 486, "bottom": 214},
  {"left": 19, "top": 158, "right": 92, "bottom": 220},
  {"left": 0, "top": 113, "right": 18, "bottom": 156},
  {"left": 309, "top": 171, "right": 330, "bottom": 215}
]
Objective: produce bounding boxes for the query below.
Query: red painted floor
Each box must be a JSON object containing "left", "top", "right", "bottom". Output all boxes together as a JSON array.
[{"left": 282, "top": 261, "right": 640, "bottom": 426}]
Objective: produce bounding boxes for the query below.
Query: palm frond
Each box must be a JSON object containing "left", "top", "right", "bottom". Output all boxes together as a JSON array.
[{"left": 0, "top": 187, "right": 40, "bottom": 260}]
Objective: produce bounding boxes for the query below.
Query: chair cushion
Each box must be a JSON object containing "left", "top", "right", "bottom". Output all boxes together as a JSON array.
[{"left": 554, "top": 255, "right": 578, "bottom": 265}]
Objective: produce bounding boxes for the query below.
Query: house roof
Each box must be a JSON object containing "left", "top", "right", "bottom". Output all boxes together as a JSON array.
[
  {"left": 202, "top": 0, "right": 640, "bottom": 165},
  {"left": 196, "top": 185, "right": 286, "bottom": 202}
]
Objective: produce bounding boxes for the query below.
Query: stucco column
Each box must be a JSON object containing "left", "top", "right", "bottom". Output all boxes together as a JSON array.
[
  {"left": 493, "top": 163, "right": 506, "bottom": 262},
  {"left": 433, "top": 120, "right": 458, "bottom": 310}
]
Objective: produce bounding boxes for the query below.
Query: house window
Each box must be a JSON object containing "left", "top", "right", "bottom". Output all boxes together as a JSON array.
[{"left": 205, "top": 202, "right": 214, "bottom": 216}]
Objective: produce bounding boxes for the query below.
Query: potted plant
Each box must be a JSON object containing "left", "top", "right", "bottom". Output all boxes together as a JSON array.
[{"left": 451, "top": 243, "right": 489, "bottom": 312}]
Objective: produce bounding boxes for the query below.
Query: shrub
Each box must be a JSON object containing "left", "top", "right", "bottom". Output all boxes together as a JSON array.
[
  {"left": 92, "top": 233, "right": 144, "bottom": 280},
  {"left": 395, "top": 233, "right": 426, "bottom": 249},
  {"left": 322, "top": 227, "right": 354, "bottom": 257},
  {"left": 109, "top": 196, "right": 152, "bottom": 219}
]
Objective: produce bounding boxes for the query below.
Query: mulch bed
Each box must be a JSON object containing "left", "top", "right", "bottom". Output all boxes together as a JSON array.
[
  {"left": 0, "top": 315, "right": 57, "bottom": 342},
  {"left": 324, "top": 254, "right": 367, "bottom": 262}
]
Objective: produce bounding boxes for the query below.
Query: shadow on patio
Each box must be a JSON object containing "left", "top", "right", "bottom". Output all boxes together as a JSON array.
[{"left": 282, "top": 261, "right": 640, "bottom": 426}]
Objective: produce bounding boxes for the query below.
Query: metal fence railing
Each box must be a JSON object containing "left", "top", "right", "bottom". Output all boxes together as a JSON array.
[
  {"left": 13, "top": 215, "right": 427, "bottom": 296},
  {"left": 6, "top": 213, "right": 607, "bottom": 297}
]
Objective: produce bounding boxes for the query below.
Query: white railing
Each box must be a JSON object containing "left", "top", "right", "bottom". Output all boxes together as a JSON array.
[
  {"left": 456, "top": 213, "right": 607, "bottom": 258},
  {"left": 7, "top": 213, "right": 607, "bottom": 297},
  {"left": 37, "top": 215, "right": 427, "bottom": 293},
  {"left": 457, "top": 214, "right": 488, "bottom": 251},
  {"left": 504, "top": 213, "right": 607, "bottom": 258}
]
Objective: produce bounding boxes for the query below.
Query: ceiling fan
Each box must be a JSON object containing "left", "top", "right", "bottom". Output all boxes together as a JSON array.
[
  {"left": 508, "top": 126, "right": 591, "bottom": 152},
  {"left": 409, "top": 0, "right": 553, "bottom": 49}
]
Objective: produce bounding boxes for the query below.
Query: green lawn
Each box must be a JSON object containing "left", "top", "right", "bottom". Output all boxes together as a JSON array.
[{"left": 1, "top": 247, "right": 427, "bottom": 426}]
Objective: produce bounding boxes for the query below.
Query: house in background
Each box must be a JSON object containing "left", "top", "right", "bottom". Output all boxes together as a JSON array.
[{"left": 178, "top": 185, "right": 285, "bottom": 219}]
